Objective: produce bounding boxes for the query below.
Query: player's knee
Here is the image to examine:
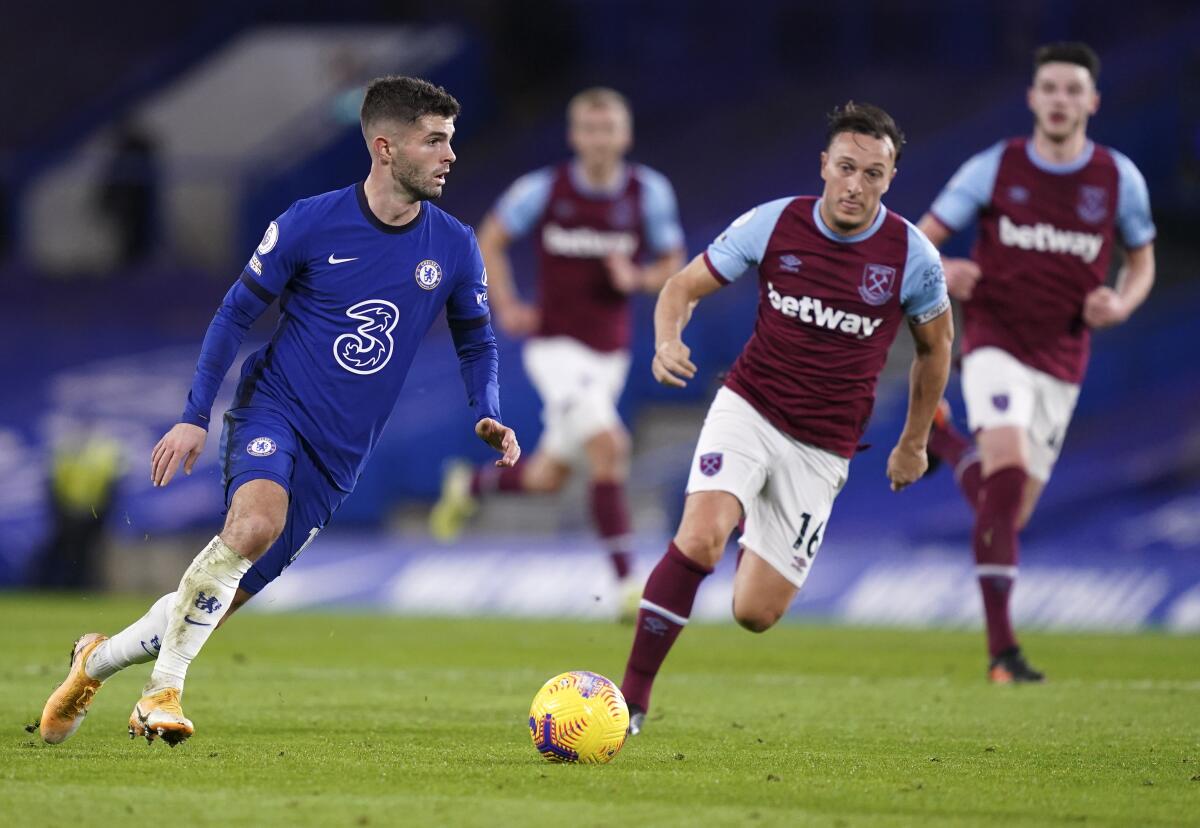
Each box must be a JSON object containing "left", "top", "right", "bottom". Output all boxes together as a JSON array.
[
  {"left": 733, "top": 602, "right": 781, "bottom": 633},
  {"left": 225, "top": 511, "right": 284, "bottom": 555},
  {"left": 525, "top": 462, "right": 569, "bottom": 493},
  {"left": 674, "top": 526, "right": 727, "bottom": 568},
  {"left": 586, "top": 428, "right": 630, "bottom": 478}
]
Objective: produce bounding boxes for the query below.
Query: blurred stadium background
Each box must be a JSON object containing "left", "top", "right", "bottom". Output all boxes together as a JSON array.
[{"left": 2, "top": 0, "right": 1198, "bottom": 632}]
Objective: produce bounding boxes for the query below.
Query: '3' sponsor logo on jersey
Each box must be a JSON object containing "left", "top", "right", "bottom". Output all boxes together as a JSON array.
[{"left": 333, "top": 299, "right": 399, "bottom": 375}]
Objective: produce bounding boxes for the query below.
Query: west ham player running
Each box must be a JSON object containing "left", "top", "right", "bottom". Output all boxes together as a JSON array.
[
  {"left": 430, "top": 87, "right": 685, "bottom": 611},
  {"left": 620, "top": 103, "right": 952, "bottom": 734},
  {"left": 917, "top": 43, "right": 1156, "bottom": 683},
  {"left": 37, "top": 76, "right": 520, "bottom": 746}
]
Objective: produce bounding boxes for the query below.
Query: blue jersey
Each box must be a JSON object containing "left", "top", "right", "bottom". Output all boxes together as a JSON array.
[{"left": 183, "top": 182, "right": 498, "bottom": 492}]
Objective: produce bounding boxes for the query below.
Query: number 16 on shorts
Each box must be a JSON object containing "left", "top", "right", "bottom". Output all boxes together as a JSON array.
[{"left": 791, "top": 511, "right": 824, "bottom": 572}]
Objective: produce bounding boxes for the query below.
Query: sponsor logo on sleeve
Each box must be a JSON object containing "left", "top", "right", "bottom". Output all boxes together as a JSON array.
[
  {"left": 247, "top": 437, "right": 277, "bottom": 457},
  {"left": 699, "top": 452, "right": 723, "bottom": 476},
  {"left": 257, "top": 221, "right": 279, "bottom": 255},
  {"left": 248, "top": 254, "right": 263, "bottom": 276}
]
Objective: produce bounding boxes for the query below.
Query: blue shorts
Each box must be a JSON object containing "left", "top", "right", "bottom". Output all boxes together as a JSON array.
[{"left": 219, "top": 407, "right": 348, "bottom": 595}]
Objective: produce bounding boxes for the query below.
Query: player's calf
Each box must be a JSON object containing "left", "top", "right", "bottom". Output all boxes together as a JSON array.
[{"left": 730, "top": 548, "right": 798, "bottom": 633}]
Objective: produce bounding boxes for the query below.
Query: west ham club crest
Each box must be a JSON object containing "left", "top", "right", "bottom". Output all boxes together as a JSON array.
[
  {"left": 858, "top": 264, "right": 897, "bottom": 306},
  {"left": 699, "top": 452, "right": 723, "bottom": 477},
  {"left": 1076, "top": 185, "right": 1108, "bottom": 224}
]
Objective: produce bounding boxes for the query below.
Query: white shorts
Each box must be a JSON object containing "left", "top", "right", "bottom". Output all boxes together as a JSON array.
[
  {"left": 685, "top": 387, "right": 850, "bottom": 590},
  {"left": 961, "top": 347, "right": 1081, "bottom": 481},
  {"left": 523, "top": 336, "right": 631, "bottom": 460}
]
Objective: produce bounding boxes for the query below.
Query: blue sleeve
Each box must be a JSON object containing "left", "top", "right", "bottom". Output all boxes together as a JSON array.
[
  {"left": 241, "top": 204, "right": 307, "bottom": 301},
  {"left": 180, "top": 279, "right": 271, "bottom": 427},
  {"left": 446, "top": 231, "right": 500, "bottom": 423},
  {"left": 494, "top": 168, "right": 554, "bottom": 238},
  {"left": 704, "top": 197, "right": 793, "bottom": 283},
  {"left": 900, "top": 222, "right": 951, "bottom": 324},
  {"left": 1111, "top": 150, "right": 1156, "bottom": 249},
  {"left": 928, "top": 142, "right": 1005, "bottom": 232},
  {"left": 180, "top": 205, "right": 306, "bottom": 427},
  {"left": 637, "top": 166, "right": 685, "bottom": 255}
]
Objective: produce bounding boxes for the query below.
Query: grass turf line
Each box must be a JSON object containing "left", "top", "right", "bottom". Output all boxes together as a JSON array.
[{"left": 2, "top": 595, "right": 1198, "bottom": 827}]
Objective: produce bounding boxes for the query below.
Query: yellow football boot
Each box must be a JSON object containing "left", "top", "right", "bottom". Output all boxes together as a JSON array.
[
  {"left": 38, "top": 633, "right": 108, "bottom": 744},
  {"left": 429, "top": 459, "right": 477, "bottom": 542},
  {"left": 129, "top": 687, "right": 194, "bottom": 746}
]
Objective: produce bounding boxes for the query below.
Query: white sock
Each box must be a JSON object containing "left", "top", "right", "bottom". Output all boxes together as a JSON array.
[
  {"left": 145, "top": 536, "right": 251, "bottom": 694},
  {"left": 85, "top": 592, "right": 177, "bottom": 681}
]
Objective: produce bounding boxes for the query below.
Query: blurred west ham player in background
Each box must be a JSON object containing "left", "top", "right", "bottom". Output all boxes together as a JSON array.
[
  {"left": 36, "top": 77, "right": 519, "bottom": 747},
  {"left": 620, "top": 103, "right": 952, "bottom": 734},
  {"left": 431, "top": 88, "right": 685, "bottom": 614},
  {"left": 917, "top": 43, "right": 1156, "bottom": 682}
]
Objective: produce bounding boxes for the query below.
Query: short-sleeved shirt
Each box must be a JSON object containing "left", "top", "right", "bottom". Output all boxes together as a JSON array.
[
  {"left": 929, "top": 138, "right": 1155, "bottom": 382},
  {"left": 494, "top": 162, "right": 683, "bottom": 352},
  {"left": 704, "top": 196, "right": 949, "bottom": 458}
]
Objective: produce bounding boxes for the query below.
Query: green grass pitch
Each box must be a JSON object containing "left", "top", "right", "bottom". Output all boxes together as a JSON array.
[{"left": 2, "top": 595, "right": 1198, "bottom": 826}]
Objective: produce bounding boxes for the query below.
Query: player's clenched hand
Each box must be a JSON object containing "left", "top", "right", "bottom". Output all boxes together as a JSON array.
[
  {"left": 1082, "top": 286, "right": 1128, "bottom": 329},
  {"left": 943, "top": 258, "right": 981, "bottom": 301},
  {"left": 886, "top": 441, "right": 928, "bottom": 492},
  {"left": 476, "top": 418, "right": 520, "bottom": 467},
  {"left": 151, "top": 423, "right": 207, "bottom": 487},
  {"left": 652, "top": 339, "right": 696, "bottom": 388}
]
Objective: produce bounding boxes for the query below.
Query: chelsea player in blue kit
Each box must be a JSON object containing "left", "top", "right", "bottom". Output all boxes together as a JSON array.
[{"left": 38, "top": 77, "right": 520, "bottom": 747}]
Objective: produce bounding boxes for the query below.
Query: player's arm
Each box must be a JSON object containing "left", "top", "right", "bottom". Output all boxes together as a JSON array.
[
  {"left": 606, "top": 247, "right": 686, "bottom": 295},
  {"left": 888, "top": 310, "right": 954, "bottom": 491},
  {"left": 154, "top": 215, "right": 298, "bottom": 487},
  {"left": 448, "top": 235, "right": 520, "bottom": 468},
  {"left": 1084, "top": 242, "right": 1155, "bottom": 329},
  {"left": 479, "top": 169, "right": 553, "bottom": 337},
  {"left": 152, "top": 276, "right": 274, "bottom": 486},
  {"left": 917, "top": 144, "right": 1004, "bottom": 301},
  {"left": 476, "top": 212, "right": 537, "bottom": 338},
  {"left": 1084, "top": 155, "right": 1157, "bottom": 329},
  {"left": 888, "top": 231, "right": 954, "bottom": 492},
  {"left": 651, "top": 255, "right": 724, "bottom": 388},
  {"left": 654, "top": 198, "right": 787, "bottom": 387},
  {"left": 608, "top": 168, "right": 687, "bottom": 294}
]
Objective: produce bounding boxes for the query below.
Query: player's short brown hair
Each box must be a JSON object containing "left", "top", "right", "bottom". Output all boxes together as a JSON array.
[
  {"left": 1033, "top": 42, "right": 1101, "bottom": 83},
  {"left": 360, "top": 76, "right": 460, "bottom": 133},
  {"left": 826, "top": 101, "right": 905, "bottom": 164},
  {"left": 567, "top": 87, "right": 631, "bottom": 122}
]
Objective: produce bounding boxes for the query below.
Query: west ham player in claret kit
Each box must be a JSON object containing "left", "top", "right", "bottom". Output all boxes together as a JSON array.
[
  {"left": 35, "top": 76, "right": 519, "bottom": 746},
  {"left": 620, "top": 102, "right": 953, "bottom": 735},
  {"left": 430, "top": 87, "right": 685, "bottom": 615},
  {"left": 917, "top": 43, "right": 1156, "bottom": 683}
]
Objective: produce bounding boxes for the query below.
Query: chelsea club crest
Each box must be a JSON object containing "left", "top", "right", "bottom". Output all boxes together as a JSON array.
[
  {"left": 414, "top": 259, "right": 443, "bottom": 290},
  {"left": 247, "top": 437, "right": 277, "bottom": 457}
]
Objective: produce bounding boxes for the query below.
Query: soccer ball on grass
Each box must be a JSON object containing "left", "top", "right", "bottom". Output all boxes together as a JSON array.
[{"left": 528, "top": 671, "right": 629, "bottom": 764}]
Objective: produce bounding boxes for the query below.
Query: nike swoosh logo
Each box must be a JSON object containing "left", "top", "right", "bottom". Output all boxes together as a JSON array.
[
  {"left": 184, "top": 615, "right": 212, "bottom": 626},
  {"left": 328, "top": 254, "right": 358, "bottom": 265},
  {"left": 140, "top": 640, "right": 159, "bottom": 657}
]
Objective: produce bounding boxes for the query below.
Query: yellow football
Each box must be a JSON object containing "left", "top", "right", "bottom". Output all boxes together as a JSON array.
[{"left": 528, "top": 671, "right": 629, "bottom": 764}]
